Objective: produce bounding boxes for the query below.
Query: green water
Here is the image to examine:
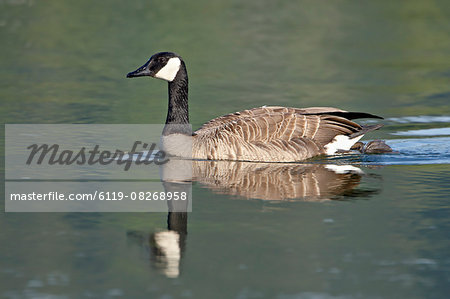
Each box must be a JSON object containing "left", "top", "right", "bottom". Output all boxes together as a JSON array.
[{"left": 1, "top": 0, "right": 450, "bottom": 298}]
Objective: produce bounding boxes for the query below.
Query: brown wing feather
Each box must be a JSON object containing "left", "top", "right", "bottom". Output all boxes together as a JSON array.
[
  {"left": 197, "top": 106, "right": 363, "bottom": 144},
  {"left": 193, "top": 106, "right": 381, "bottom": 161}
]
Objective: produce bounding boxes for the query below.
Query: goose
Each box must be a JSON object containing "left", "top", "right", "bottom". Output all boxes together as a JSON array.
[{"left": 127, "top": 52, "right": 383, "bottom": 162}]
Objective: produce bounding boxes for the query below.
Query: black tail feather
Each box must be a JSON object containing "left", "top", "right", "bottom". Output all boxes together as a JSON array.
[
  {"left": 349, "top": 124, "right": 383, "bottom": 138},
  {"left": 322, "top": 112, "right": 384, "bottom": 120}
]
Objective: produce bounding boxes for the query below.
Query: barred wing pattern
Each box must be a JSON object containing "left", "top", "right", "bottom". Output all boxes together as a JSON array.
[{"left": 193, "top": 106, "right": 381, "bottom": 162}]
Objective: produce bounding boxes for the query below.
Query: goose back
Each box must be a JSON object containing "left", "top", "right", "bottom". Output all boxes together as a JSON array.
[{"left": 192, "top": 106, "right": 382, "bottom": 161}]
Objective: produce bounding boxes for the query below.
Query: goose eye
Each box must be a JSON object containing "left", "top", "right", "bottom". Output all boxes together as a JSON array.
[{"left": 158, "top": 57, "right": 166, "bottom": 64}]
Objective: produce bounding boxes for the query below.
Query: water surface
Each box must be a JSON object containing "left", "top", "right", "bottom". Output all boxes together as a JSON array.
[{"left": 1, "top": 0, "right": 449, "bottom": 298}]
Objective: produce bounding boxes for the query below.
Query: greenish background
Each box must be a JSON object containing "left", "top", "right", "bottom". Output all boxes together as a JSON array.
[{"left": 1, "top": 0, "right": 449, "bottom": 298}]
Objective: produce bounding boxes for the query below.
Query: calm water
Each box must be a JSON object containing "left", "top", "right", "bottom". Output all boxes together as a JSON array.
[{"left": 1, "top": 0, "right": 450, "bottom": 298}]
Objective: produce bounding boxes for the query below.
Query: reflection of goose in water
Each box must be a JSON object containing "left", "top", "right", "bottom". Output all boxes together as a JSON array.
[
  {"left": 127, "top": 211, "right": 187, "bottom": 279},
  {"left": 146, "top": 170, "right": 190, "bottom": 278},
  {"left": 149, "top": 211, "right": 187, "bottom": 278},
  {"left": 128, "top": 159, "right": 380, "bottom": 278},
  {"left": 126, "top": 160, "right": 190, "bottom": 278},
  {"left": 158, "top": 158, "right": 379, "bottom": 201},
  {"left": 191, "top": 160, "right": 379, "bottom": 201}
]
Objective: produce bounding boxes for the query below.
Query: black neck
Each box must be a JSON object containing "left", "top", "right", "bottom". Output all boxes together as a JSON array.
[{"left": 166, "top": 61, "right": 189, "bottom": 125}]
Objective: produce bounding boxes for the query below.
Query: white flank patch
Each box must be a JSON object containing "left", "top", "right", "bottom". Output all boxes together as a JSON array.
[
  {"left": 325, "top": 164, "right": 364, "bottom": 174},
  {"left": 154, "top": 57, "right": 181, "bottom": 82},
  {"left": 324, "top": 134, "right": 364, "bottom": 155},
  {"left": 159, "top": 134, "right": 193, "bottom": 158}
]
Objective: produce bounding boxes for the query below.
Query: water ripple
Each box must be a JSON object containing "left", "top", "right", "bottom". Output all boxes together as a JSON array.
[
  {"left": 386, "top": 116, "right": 450, "bottom": 124},
  {"left": 392, "top": 127, "right": 450, "bottom": 136}
]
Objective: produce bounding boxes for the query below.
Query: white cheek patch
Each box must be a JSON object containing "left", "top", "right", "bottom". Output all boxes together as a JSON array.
[
  {"left": 155, "top": 57, "right": 181, "bottom": 82},
  {"left": 324, "top": 134, "right": 364, "bottom": 155}
]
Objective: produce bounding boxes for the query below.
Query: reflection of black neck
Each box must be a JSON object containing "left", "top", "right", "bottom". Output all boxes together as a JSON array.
[
  {"left": 166, "top": 61, "right": 189, "bottom": 125},
  {"left": 168, "top": 212, "right": 188, "bottom": 235},
  {"left": 164, "top": 181, "right": 189, "bottom": 254},
  {"left": 167, "top": 211, "right": 187, "bottom": 258}
]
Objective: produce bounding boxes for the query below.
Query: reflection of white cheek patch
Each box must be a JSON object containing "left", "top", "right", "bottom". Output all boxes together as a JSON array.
[
  {"left": 155, "top": 57, "right": 181, "bottom": 82},
  {"left": 154, "top": 231, "right": 181, "bottom": 278},
  {"left": 325, "top": 164, "right": 364, "bottom": 174}
]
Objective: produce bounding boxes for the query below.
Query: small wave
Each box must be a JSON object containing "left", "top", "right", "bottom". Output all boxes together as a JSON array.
[
  {"left": 326, "top": 137, "right": 450, "bottom": 165},
  {"left": 386, "top": 116, "right": 450, "bottom": 124},
  {"left": 370, "top": 137, "right": 450, "bottom": 165},
  {"left": 391, "top": 127, "right": 450, "bottom": 136}
]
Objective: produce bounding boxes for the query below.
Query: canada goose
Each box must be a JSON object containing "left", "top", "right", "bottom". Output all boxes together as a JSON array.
[{"left": 127, "top": 52, "right": 383, "bottom": 162}]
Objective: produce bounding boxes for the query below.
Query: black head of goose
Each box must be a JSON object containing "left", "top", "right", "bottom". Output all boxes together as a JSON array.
[{"left": 127, "top": 52, "right": 384, "bottom": 162}]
